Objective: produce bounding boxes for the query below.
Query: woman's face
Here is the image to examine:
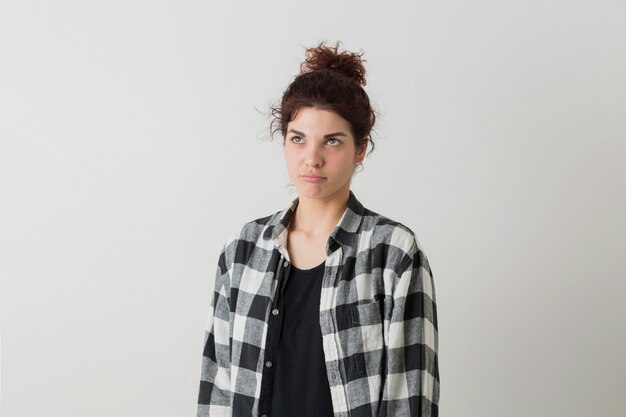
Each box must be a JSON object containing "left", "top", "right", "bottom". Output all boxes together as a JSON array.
[{"left": 284, "top": 106, "right": 366, "bottom": 201}]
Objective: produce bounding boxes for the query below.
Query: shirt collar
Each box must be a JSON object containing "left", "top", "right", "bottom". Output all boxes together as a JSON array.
[{"left": 264, "top": 190, "right": 365, "bottom": 256}]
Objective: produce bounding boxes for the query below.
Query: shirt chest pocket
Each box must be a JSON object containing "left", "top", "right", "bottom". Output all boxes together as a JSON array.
[
  {"left": 351, "top": 301, "right": 383, "bottom": 327},
  {"left": 344, "top": 301, "right": 384, "bottom": 378}
]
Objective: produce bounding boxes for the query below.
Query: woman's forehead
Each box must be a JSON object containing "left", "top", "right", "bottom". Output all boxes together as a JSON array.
[{"left": 287, "top": 107, "right": 352, "bottom": 134}]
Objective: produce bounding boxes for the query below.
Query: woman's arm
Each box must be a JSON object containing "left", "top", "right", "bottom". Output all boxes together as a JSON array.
[
  {"left": 197, "top": 244, "right": 232, "bottom": 417},
  {"left": 379, "top": 239, "right": 439, "bottom": 416}
]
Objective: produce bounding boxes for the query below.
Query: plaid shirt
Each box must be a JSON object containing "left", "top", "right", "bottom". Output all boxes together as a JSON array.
[{"left": 198, "top": 190, "right": 439, "bottom": 417}]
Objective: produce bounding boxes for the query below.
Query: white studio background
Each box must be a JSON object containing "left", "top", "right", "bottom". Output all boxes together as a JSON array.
[{"left": 1, "top": 1, "right": 625, "bottom": 416}]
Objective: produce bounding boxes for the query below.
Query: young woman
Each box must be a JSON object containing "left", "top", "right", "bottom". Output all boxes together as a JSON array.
[{"left": 197, "top": 42, "right": 439, "bottom": 417}]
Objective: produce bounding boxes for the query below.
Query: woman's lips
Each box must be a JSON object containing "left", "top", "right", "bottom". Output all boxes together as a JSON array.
[{"left": 301, "top": 174, "right": 326, "bottom": 183}]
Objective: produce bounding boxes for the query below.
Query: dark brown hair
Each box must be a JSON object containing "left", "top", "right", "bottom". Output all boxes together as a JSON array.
[{"left": 271, "top": 41, "right": 376, "bottom": 155}]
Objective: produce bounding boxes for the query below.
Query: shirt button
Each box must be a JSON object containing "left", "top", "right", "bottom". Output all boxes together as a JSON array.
[
  {"left": 265, "top": 361, "right": 273, "bottom": 368},
  {"left": 272, "top": 308, "right": 279, "bottom": 316},
  {"left": 283, "top": 261, "right": 288, "bottom": 268}
]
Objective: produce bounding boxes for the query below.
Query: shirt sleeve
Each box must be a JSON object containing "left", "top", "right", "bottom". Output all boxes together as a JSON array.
[
  {"left": 379, "top": 239, "right": 439, "bottom": 416},
  {"left": 197, "top": 243, "right": 232, "bottom": 417}
]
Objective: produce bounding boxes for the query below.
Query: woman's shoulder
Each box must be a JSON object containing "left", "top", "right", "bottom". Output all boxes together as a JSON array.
[
  {"left": 216, "top": 209, "right": 283, "bottom": 269},
  {"left": 358, "top": 206, "right": 433, "bottom": 276},
  {"left": 221, "top": 209, "right": 284, "bottom": 248},
  {"left": 359, "top": 206, "right": 425, "bottom": 255}
]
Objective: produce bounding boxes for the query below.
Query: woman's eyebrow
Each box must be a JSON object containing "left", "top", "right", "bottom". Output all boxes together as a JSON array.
[
  {"left": 323, "top": 132, "right": 348, "bottom": 138},
  {"left": 287, "top": 129, "right": 306, "bottom": 137},
  {"left": 287, "top": 129, "right": 348, "bottom": 139}
]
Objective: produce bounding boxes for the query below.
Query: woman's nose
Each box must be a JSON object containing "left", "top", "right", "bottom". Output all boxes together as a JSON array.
[{"left": 305, "top": 144, "right": 323, "bottom": 167}]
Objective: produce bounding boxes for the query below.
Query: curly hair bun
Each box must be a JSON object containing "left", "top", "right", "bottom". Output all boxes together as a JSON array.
[{"left": 299, "top": 41, "right": 367, "bottom": 86}]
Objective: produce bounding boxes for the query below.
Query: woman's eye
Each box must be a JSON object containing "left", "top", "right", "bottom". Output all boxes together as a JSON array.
[
  {"left": 290, "top": 136, "right": 303, "bottom": 144},
  {"left": 327, "top": 138, "right": 340, "bottom": 145}
]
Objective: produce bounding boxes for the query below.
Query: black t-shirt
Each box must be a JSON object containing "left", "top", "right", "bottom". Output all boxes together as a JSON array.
[{"left": 270, "top": 260, "right": 334, "bottom": 417}]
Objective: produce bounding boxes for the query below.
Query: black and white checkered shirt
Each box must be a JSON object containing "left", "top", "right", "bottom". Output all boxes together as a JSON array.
[{"left": 198, "top": 190, "right": 439, "bottom": 417}]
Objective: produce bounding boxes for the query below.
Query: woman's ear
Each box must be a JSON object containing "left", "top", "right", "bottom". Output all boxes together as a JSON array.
[{"left": 356, "top": 138, "right": 368, "bottom": 162}]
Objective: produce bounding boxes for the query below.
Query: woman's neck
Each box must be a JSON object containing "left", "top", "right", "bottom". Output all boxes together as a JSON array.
[{"left": 289, "top": 189, "right": 350, "bottom": 237}]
